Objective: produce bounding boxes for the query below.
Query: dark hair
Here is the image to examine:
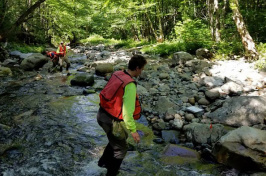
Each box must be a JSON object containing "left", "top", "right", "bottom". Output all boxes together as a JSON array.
[{"left": 128, "top": 55, "right": 147, "bottom": 71}]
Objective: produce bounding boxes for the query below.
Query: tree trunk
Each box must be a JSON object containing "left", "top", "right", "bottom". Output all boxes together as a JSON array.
[
  {"left": 214, "top": 0, "right": 221, "bottom": 42},
  {"left": 209, "top": 0, "right": 221, "bottom": 43},
  {"left": 157, "top": 1, "right": 164, "bottom": 42},
  {"left": 230, "top": 0, "right": 258, "bottom": 60},
  {"left": 0, "top": 0, "right": 46, "bottom": 41}
]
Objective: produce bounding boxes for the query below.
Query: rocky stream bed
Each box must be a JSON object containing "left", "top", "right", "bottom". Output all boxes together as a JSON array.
[{"left": 0, "top": 45, "right": 265, "bottom": 176}]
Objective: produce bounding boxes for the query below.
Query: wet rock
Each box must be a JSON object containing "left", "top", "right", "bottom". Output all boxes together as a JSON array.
[
  {"left": 92, "top": 79, "right": 107, "bottom": 90},
  {"left": 20, "top": 53, "right": 49, "bottom": 71},
  {"left": 153, "top": 138, "right": 164, "bottom": 144},
  {"left": 161, "top": 130, "right": 180, "bottom": 144},
  {"left": 70, "top": 73, "right": 94, "bottom": 86},
  {"left": 83, "top": 89, "right": 96, "bottom": 95},
  {"left": 161, "top": 144, "right": 199, "bottom": 165},
  {"left": 9, "top": 50, "right": 32, "bottom": 59}
]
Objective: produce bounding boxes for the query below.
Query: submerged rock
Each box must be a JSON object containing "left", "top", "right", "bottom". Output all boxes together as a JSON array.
[{"left": 161, "top": 144, "right": 199, "bottom": 165}]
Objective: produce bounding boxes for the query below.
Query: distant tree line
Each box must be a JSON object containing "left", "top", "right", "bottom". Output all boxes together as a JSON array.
[{"left": 0, "top": 0, "right": 265, "bottom": 59}]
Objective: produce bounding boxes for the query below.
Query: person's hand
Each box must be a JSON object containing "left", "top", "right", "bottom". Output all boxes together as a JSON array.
[{"left": 131, "top": 132, "right": 140, "bottom": 143}]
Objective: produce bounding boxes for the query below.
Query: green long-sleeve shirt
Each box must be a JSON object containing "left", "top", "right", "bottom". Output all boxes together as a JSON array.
[
  {"left": 56, "top": 45, "right": 67, "bottom": 54},
  {"left": 122, "top": 82, "right": 137, "bottom": 133}
]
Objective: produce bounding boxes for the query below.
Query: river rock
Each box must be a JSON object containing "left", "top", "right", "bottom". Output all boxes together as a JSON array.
[
  {"left": 201, "top": 76, "right": 224, "bottom": 88},
  {"left": 161, "top": 144, "right": 199, "bottom": 165},
  {"left": 154, "top": 96, "right": 175, "bottom": 114},
  {"left": 221, "top": 81, "right": 243, "bottom": 95},
  {"left": 198, "top": 98, "right": 210, "bottom": 105},
  {"left": 207, "top": 96, "right": 266, "bottom": 126},
  {"left": 92, "top": 79, "right": 107, "bottom": 90},
  {"left": 213, "top": 126, "right": 266, "bottom": 171},
  {"left": 159, "top": 73, "right": 170, "bottom": 80},
  {"left": 172, "top": 52, "right": 194, "bottom": 67},
  {"left": 205, "top": 88, "right": 220, "bottom": 101},
  {"left": 171, "top": 116, "right": 183, "bottom": 130},
  {"left": 95, "top": 63, "right": 113, "bottom": 76},
  {"left": 20, "top": 53, "right": 49, "bottom": 71},
  {"left": 161, "top": 130, "right": 180, "bottom": 144},
  {"left": 183, "top": 122, "right": 226, "bottom": 145},
  {"left": 196, "top": 48, "right": 213, "bottom": 60},
  {"left": 70, "top": 73, "right": 94, "bottom": 86},
  {"left": 9, "top": 50, "right": 32, "bottom": 59}
]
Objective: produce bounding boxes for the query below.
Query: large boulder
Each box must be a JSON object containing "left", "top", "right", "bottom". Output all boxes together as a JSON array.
[
  {"left": 207, "top": 96, "right": 266, "bottom": 127},
  {"left": 213, "top": 126, "right": 266, "bottom": 171},
  {"left": 70, "top": 73, "right": 94, "bottom": 86},
  {"left": 183, "top": 122, "right": 226, "bottom": 146},
  {"left": 196, "top": 48, "right": 213, "bottom": 60},
  {"left": 9, "top": 51, "right": 32, "bottom": 60},
  {"left": 186, "top": 59, "right": 211, "bottom": 74},
  {"left": 172, "top": 51, "right": 193, "bottom": 67},
  {"left": 95, "top": 63, "right": 113, "bottom": 76},
  {"left": 20, "top": 53, "right": 49, "bottom": 71}
]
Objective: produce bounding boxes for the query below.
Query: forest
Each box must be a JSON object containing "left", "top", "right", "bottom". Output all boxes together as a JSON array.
[{"left": 0, "top": 0, "right": 266, "bottom": 62}]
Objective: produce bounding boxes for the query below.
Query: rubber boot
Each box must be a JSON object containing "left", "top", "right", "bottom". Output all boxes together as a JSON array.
[
  {"left": 66, "top": 63, "right": 70, "bottom": 71},
  {"left": 106, "top": 158, "right": 123, "bottom": 176},
  {"left": 98, "top": 143, "right": 113, "bottom": 168},
  {"left": 59, "top": 66, "right": 63, "bottom": 72}
]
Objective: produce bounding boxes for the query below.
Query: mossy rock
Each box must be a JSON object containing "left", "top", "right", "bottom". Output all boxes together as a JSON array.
[
  {"left": 0, "top": 67, "right": 12, "bottom": 76},
  {"left": 126, "top": 122, "right": 155, "bottom": 150}
]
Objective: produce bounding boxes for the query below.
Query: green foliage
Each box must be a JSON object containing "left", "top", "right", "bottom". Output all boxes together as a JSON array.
[
  {"left": 172, "top": 19, "right": 213, "bottom": 54},
  {"left": 141, "top": 41, "right": 185, "bottom": 56},
  {"left": 8, "top": 43, "right": 45, "bottom": 53},
  {"left": 214, "top": 41, "right": 244, "bottom": 59},
  {"left": 114, "top": 39, "right": 150, "bottom": 49},
  {"left": 254, "top": 58, "right": 266, "bottom": 70},
  {"left": 254, "top": 43, "right": 266, "bottom": 70},
  {"left": 79, "top": 34, "right": 118, "bottom": 45},
  {"left": 80, "top": 34, "right": 150, "bottom": 49},
  {"left": 257, "top": 42, "right": 266, "bottom": 54}
]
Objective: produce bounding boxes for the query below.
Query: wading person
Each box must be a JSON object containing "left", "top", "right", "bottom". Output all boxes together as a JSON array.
[
  {"left": 57, "top": 41, "right": 70, "bottom": 74},
  {"left": 97, "top": 55, "right": 147, "bottom": 176},
  {"left": 46, "top": 51, "right": 59, "bottom": 73}
]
